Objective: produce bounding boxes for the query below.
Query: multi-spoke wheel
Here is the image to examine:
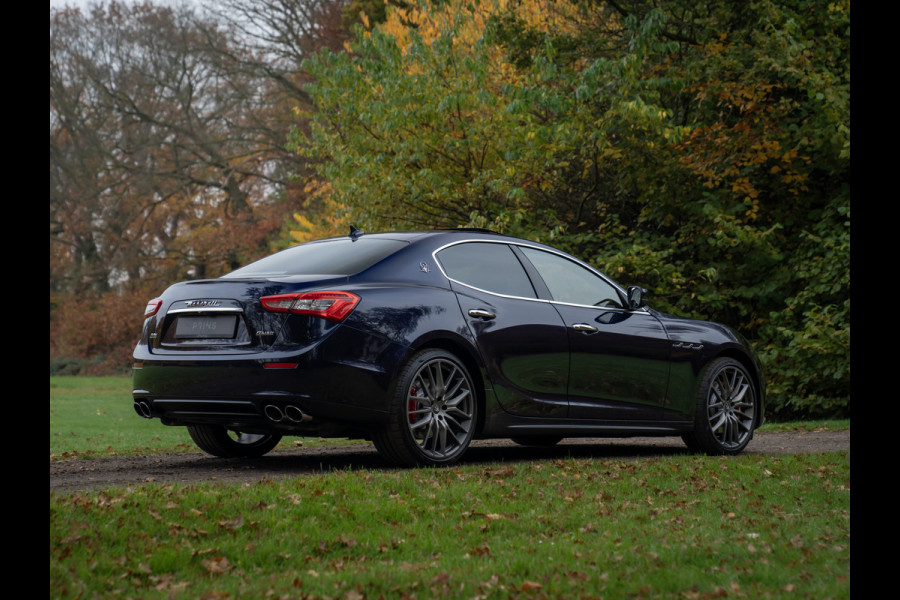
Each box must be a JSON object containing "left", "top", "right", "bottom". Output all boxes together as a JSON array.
[
  {"left": 374, "top": 349, "right": 477, "bottom": 466},
  {"left": 187, "top": 424, "right": 282, "bottom": 458},
  {"left": 682, "top": 358, "right": 757, "bottom": 455}
]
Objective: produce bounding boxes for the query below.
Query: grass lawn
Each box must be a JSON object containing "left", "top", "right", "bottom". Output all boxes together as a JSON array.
[
  {"left": 50, "top": 376, "right": 355, "bottom": 460},
  {"left": 50, "top": 377, "right": 850, "bottom": 599},
  {"left": 49, "top": 376, "right": 849, "bottom": 460}
]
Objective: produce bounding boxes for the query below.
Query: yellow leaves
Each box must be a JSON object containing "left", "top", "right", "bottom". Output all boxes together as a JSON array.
[
  {"left": 288, "top": 179, "right": 349, "bottom": 244},
  {"left": 745, "top": 198, "right": 761, "bottom": 221},
  {"left": 731, "top": 177, "right": 758, "bottom": 199},
  {"left": 381, "top": 0, "right": 584, "bottom": 53}
]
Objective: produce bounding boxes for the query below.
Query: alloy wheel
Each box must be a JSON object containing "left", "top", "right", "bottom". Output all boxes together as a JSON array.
[
  {"left": 405, "top": 358, "right": 475, "bottom": 460},
  {"left": 706, "top": 365, "right": 755, "bottom": 450}
]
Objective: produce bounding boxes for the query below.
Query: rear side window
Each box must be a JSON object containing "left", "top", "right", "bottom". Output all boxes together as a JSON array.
[
  {"left": 222, "top": 238, "right": 408, "bottom": 278},
  {"left": 436, "top": 242, "right": 536, "bottom": 298}
]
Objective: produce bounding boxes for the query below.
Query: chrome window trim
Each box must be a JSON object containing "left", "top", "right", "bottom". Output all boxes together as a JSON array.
[
  {"left": 431, "top": 239, "right": 546, "bottom": 303},
  {"left": 431, "top": 238, "right": 651, "bottom": 315}
]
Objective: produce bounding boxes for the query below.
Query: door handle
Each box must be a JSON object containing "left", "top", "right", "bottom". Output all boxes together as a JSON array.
[
  {"left": 572, "top": 323, "right": 598, "bottom": 333},
  {"left": 468, "top": 309, "right": 496, "bottom": 320}
]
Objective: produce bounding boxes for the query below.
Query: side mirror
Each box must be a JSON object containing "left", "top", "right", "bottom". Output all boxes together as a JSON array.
[{"left": 627, "top": 286, "right": 648, "bottom": 310}]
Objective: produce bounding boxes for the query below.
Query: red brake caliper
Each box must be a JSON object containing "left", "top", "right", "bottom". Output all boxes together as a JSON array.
[{"left": 408, "top": 387, "right": 418, "bottom": 424}]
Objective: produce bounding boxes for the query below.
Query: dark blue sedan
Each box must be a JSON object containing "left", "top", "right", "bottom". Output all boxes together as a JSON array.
[{"left": 132, "top": 229, "right": 764, "bottom": 466}]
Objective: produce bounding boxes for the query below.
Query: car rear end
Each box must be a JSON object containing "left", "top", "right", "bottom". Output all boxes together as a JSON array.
[{"left": 132, "top": 236, "right": 412, "bottom": 438}]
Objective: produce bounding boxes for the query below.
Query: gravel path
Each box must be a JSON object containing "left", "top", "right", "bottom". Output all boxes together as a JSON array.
[{"left": 50, "top": 430, "right": 849, "bottom": 492}]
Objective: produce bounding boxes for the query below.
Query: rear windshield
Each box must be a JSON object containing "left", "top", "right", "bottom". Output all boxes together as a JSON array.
[{"left": 222, "top": 238, "right": 408, "bottom": 278}]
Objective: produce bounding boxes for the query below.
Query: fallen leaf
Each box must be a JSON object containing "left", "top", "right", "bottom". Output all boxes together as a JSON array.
[{"left": 201, "top": 556, "right": 230, "bottom": 575}]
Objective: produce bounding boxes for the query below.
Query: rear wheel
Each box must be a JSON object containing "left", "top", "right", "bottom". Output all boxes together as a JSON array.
[
  {"left": 187, "top": 425, "right": 282, "bottom": 458},
  {"left": 374, "top": 349, "right": 477, "bottom": 467},
  {"left": 682, "top": 358, "right": 757, "bottom": 455}
]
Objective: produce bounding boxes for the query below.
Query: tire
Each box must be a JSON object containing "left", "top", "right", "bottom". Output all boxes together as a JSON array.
[
  {"left": 682, "top": 358, "right": 757, "bottom": 455},
  {"left": 373, "top": 349, "right": 478, "bottom": 467},
  {"left": 187, "top": 424, "right": 282, "bottom": 458},
  {"left": 510, "top": 436, "right": 563, "bottom": 447}
]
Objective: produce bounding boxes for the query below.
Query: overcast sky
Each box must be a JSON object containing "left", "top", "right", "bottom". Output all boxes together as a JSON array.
[{"left": 51, "top": 0, "right": 190, "bottom": 10}]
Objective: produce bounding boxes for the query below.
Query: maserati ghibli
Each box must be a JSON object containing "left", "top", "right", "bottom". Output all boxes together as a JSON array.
[{"left": 132, "top": 229, "right": 764, "bottom": 466}]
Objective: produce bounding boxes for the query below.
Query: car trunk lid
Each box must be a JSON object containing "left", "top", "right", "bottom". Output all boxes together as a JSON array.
[{"left": 146, "top": 276, "right": 349, "bottom": 354}]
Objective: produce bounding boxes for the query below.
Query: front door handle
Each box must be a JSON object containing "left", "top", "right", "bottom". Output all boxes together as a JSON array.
[
  {"left": 572, "top": 323, "right": 598, "bottom": 333},
  {"left": 468, "top": 309, "right": 496, "bottom": 320}
]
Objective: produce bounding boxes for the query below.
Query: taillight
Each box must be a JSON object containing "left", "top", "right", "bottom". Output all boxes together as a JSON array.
[
  {"left": 144, "top": 299, "right": 162, "bottom": 319},
  {"left": 260, "top": 291, "right": 360, "bottom": 323}
]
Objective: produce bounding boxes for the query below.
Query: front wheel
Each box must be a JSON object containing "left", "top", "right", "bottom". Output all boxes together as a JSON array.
[
  {"left": 682, "top": 358, "right": 757, "bottom": 455},
  {"left": 187, "top": 425, "right": 282, "bottom": 458},
  {"left": 374, "top": 349, "right": 478, "bottom": 467}
]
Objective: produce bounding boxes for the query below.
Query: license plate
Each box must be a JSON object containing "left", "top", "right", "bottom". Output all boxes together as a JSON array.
[{"left": 174, "top": 315, "right": 237, "bottom": 339}]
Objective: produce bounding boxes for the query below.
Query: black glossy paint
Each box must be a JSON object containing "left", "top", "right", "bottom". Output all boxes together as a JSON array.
[
  {"left": 133, "top": 229, "right": 765, "bottom": 446},
  {"left": 556, "top": 304, "right": 670, "bottom": 421},
  {"left": 452, "top": 284, "right": 570, "bottom": 418}
]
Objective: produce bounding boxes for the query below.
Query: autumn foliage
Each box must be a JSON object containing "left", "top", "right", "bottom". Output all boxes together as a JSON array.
[
  {"left": 294, "top": 0, "right": 850, "bottom": 418},
  {"left": 50, "top": 1, "right": 849, "bottom": 418},
  {"left": 50, "top": 0, "right": 349, "bottom": 373}
]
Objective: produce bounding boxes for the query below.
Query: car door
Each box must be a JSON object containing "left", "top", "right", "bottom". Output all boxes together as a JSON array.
[
  {"left": 517, "top": 246, "right": 672, "bottom": 421},
  {"left": 434, "top": 241, "right": 570, "bottom": 418}
]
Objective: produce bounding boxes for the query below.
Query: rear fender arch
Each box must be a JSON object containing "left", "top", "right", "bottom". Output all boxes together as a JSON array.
[{"left": 394, "top": 331, "right": 490, "bottom": 439}]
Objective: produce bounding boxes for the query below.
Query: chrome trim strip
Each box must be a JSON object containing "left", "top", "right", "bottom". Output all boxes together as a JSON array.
[
  {"left": 167, "top": 307, "right": 243, "bottom": 314},
  {"left": 431, "top": 238, "right": 650, "bottom": 314}
]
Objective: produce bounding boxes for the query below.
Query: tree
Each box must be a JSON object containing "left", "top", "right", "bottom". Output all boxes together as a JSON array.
[
  {"left": 294, "top": 0, "right": 850, "bottom": 417},
  {"left": 50, "top": 0, "right": 351, "bottom": 372},
  {"left": 50, "top": 1, "right": 352, "bottom": 293}
]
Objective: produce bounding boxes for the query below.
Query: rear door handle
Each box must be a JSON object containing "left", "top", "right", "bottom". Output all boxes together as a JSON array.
[
  {"left": 468, "top": 309, "right": 496, "bottom": 320},
  {"left": 572, "top": 323, "right": 598, "bottom": 333}
]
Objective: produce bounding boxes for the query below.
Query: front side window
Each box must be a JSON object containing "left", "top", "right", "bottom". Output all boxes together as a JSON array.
[
  {"left": 520, "top": 247, "right": 623, "bottom": 308},
  {"left": 436, "top": 242, "right": 536, "bottom": 298}
]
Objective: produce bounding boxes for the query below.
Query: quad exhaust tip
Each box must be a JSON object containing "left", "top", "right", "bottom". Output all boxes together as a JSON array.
[{"left": 133, "top": 399, "right": 310, "bottom": 423}]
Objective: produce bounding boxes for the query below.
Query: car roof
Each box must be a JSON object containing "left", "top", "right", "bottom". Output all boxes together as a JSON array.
[{"left": 326, "top": 228, "right": 534, "bottom": 246}]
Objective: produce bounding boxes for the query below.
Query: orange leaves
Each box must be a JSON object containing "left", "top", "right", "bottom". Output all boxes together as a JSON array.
[
  {"left": 677, "top": 111, "right": 811, "bottom": 214},
  {"left": 466, "top": 543, "right": 492, "bottom": 557}
]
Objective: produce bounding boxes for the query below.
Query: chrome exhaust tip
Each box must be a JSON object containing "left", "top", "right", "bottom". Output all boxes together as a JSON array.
[
  {"left": 264, "top": 405, "right": 285, "bottom": 422},
  {"left": 284, "top": 405, "right": 309, "bottom": 423},
  {"left": 134, "top": 401, "right": 153, "bottom": 418}
]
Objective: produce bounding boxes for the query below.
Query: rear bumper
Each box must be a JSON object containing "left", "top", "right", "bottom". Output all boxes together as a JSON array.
[{"left": 132, "top": 328, "right": 408, "bottom": 433}]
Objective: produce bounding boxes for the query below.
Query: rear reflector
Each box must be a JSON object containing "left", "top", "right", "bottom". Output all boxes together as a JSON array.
[
  {"left": 260, "top": 291, "right": 360, "bottom": 323},
  {"left": 263, "top": 362, "right": 299, "bottom": 369},
  {"left": 144, "top": 299, "right": 162, "bottom": 319}
]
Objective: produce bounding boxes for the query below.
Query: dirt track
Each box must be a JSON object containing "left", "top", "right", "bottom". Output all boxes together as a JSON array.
[{"left": 50, "top": 430, "right": 849, "bottom": 492}]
